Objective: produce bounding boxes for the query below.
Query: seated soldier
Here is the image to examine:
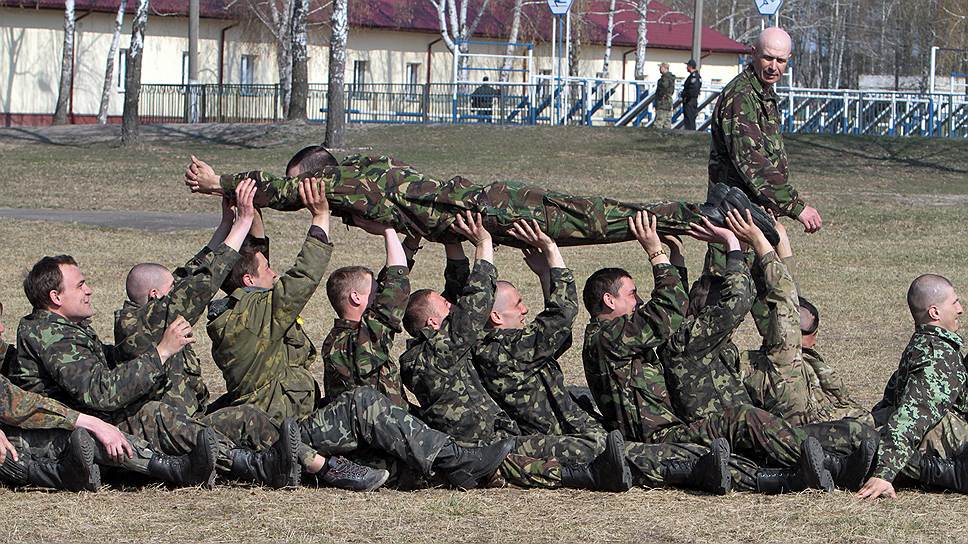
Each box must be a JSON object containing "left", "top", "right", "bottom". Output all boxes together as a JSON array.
[
  {"left": 0, "top": 300, "right": 216, "bottom": 489},
  {"left": 205, "top": 178, "right": 521, "bottom": 491},
  {"left": 581, "top": 210, "right": 839, "bottom": 493},
  {"left": 7, "top": 186, "right": 309, "bottom": 489},
  {"left": 183, "top": 146, "right": 780, "bottom": 248},
  {"left": 321, "top": 219, "right": 410, "bottom": 408},
  {"left": 471, "top": 219, "right": 737, "bottom": 494},
  {"left": 739, "top": 220, "right": 872, "bottom": 426},
  {"left": 656, "top": 211, "right": 876, "bottom": 491},
  {"left": 858, "top": 274, "right": 968, "bottom": 499}
]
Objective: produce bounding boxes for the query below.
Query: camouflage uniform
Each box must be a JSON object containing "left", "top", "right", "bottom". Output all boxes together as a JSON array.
[
  {"left": 870, "top": 325, "right": 968, "bottom": 482},
  {"left": 653, "top": 71, "right": 676, "bottom": 129},
  {"left": 741, "top": 253, "right": 872, "bottom": 426},
  {"left": 321, "top": 265, "right": 410, "bottom": 408},
  {"left": 582, "top": 261, "right": 829, "bottom": 469},
  {"left": 219, "top": 154, "right": 706, "bottom": 249},
  {"left": 9, "top": 308, "right": 282, "bottom": 473},
  {"left": 704, "top": 63, "right": 804, "bottom": 278}
]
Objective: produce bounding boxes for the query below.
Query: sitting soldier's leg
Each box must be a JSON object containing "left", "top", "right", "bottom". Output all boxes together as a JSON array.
[
  {"left": 625, "top": 439, "right": 734, "bottom": 495},
  {"left": 0, "top": 427, "right": 99, "bottom": 491}
]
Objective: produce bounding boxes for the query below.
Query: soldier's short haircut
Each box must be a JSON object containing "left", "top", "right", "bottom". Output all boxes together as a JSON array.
[
  {"left": 907, "top": 273, "right": 954, "bottom": 323},
  {"left": 286, "top": 145, "right": 339, "bottom": 177},
  {"left": 326, "top": 265, "right": 374, "bottom": 314},
  {"left": 224, "top": 242, "right": 264, "bottom": 293},
  {"left": 686, "top": 274, "right": 724, "bottom": 318},
  {"left": 125, "top": 263, "right": 171, "bottom": 305},
  {"left": 799, "top": 297, "right": 820, "bottom": 335},
  {"left": 492, "top": 280, "right": 517, "bottom": 311},
  {"left": 24, "top": 255, "right": 78, "bottom": 310},
  {"left": 404, "top": 289, "right": 437, "bottom": 337},
  {"left": 583, "top": 268, "right": 631, "bottom": 316}
]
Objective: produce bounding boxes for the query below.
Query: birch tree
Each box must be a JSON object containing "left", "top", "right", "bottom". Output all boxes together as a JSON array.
[
  {"left": 600, "top": 0, "right": 617, "bottom": 77},
  {"left": 121, "top": 0, "right": 149, "bottom": 145},
  {"left": 324, "top": 0, "right": 347, "bottom": 148},
  {"left": 237, "top": 0, "right": 296, "bottom": 116},
  {"left": 633, "top": 0, "right": 648, "bottom": 80},
  {"left": 498, "top": 0, "right": 524, "bottom": 82},
  {"left": 287, "top": 0, "right": 309, "bottom": 120},
  {"left": 52, "top": 0, "right": 75, "bottom": 125},
  {"left": 97, "top": 0, "right": 126, "bottom": 124},
  {"left": 430, "top": 0, "right": 492, "bottom": 80}
]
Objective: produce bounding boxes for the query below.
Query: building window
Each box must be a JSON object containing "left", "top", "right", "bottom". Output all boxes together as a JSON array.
[
  {"left": 406, "top": 62, "right": 421, "bottom": 99},
  {"left": 240, "top": 55, "right": 256, "bottom": 86},
  {"left": 352, "top": 60, "right": 368, "bottom": 93},
  {"left": 117, "top": 48, "right": 129, "bottom": 91}
]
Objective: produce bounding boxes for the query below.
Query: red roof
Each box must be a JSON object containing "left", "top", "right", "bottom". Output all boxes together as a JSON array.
[{"left": 2, "top": 0, "right": 748, "bottom": 54}]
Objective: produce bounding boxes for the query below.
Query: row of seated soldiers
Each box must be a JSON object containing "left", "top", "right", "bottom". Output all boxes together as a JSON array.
[{"left": 1, "top": 150, "right": 965, "bottom": 500}]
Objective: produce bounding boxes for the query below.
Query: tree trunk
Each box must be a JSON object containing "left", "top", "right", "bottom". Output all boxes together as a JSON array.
[
  {"left": 52, "top": 0, "right": 75, "bottom": 125},
  {"left": 98, "top": 0, "right": 126, "bottom": 124},
  {"left": 287, "top": 0, "right": 308, "bottom": 121},
  {"left": 568, "top": 1, "right": 583, "bottom": 77},
  {"left": 324, "top": 0, "right": 347, "bottom": 148},
  {"left": 276, "top": 41, "right": 293, "bottom": 118},
  {"left": 634, "top": 0, "right": 648, "bottom": 80},
  {"left": 498, "top": 0, "right": 523, "bottom": 83},
  {"left": 121, "top": 0, "right": 149, "bottom": 146},
  {"left": 601, "top": 0, "right": 616, "bottom": 77}
]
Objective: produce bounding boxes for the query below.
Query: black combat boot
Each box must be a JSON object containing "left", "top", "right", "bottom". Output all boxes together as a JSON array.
[
  {"left": 755, "top": 437, "right": 833, "bottom": 493},
  {"left": 919, "top": 448, "right": 968, "bottom": 493},
  {"left": 432, "top": 438, "right": 515, "bottom": 489},
  {"left": 560, "top": 430, "right": 632, "bottom": 492},
  {"left": 660, "top": 437, "right": 732, "bottom": 495},
  {"left": 721, "top": 187, "right": 780, "bottom": 245},
  {"left": 824, "top": 437, "right": 877, "bottom": 491},
  {"left": 698, "top": 183, "right": 732, "bottom": 226},
  {"left": 316, "top": 456, "right": 389, "bottom": 492},
  {"left": 228, "top": 418, "right": 300, "bottom": 489},
  {"left": 146, "top": 428, "right": 218, "bottom": 488},
  {"left": 0, "top": 428, "right": 100, "bottom": 492}
]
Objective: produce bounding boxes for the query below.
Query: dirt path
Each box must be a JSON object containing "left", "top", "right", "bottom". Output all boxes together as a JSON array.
[{"left": 0, "top": 207, "right": 219, "bottom": 231}]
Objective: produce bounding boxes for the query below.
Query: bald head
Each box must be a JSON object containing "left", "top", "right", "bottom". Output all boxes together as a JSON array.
[
  {"left": 752, "top": 27, "right": 792, "bottom": 86},
  {"left": 490, "top": 280, "right": 528, "bottom": 329},
  {"left": 125, "top": 263, "right": 174, "bottom": 305},
  {"left": 907, "top": 274, "right": 960, "bottom": 327}
]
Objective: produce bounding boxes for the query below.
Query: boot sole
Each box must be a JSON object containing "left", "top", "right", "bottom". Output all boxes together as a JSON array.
[
  {"left": 603, "top": 430, "right": 632, "bottom": 492},
  {"left": 195, "top": 428, "right": 219, "bottom": 489},
  {"left": 70, "top": 429, "right": 101, "bottom": 492},
  {"left": 723, "top": 188, "right": 780, "bottom": 246},
  {"left": 277, "top": 418, "right": 302, "bottom": 489},
  {"left": 708, "top": 438, "right": 732, "bottom": 495},
  {"left": 841, "top": 438, "right": 878, "bottom": 491},
  {"left": 363, "top": 469, "right": 390, "bottom": 492},
  {"left": 801, "top": 437, "right": 834, "bottom": 492}
]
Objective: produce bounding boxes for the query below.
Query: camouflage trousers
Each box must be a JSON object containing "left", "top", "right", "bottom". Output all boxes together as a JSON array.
[
  {"left": 117, "top": 400, "right": 289, "bottom": 474},
  {"left": 298, "top": 387, "right": 450, "bottom": 478},
  {"left": 490, "top": 430, "right": 607, "bottom": 489},
  {"left": 893, "top": 411, "right": 968, "bottom": 481},
  {"left": 0, "top": 425, "right": 182, "bottom": 482},
  {"left": 653, "top": 107, "right": 673, "bottom": 130}
]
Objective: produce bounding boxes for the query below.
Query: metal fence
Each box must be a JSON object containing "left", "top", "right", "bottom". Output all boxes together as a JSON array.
[{"left": 137, "top": 82, "right": 968, "bottom": 138}]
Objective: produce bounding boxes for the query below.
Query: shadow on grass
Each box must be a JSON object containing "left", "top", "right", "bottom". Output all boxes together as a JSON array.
[{"left": 789, "top": 135, "right": 968, "bottom": 175}]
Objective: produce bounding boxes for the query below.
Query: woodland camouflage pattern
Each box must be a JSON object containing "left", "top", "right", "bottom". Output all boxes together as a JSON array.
[
  {"left": 708, "top": 64, "right": 805, "bottom": 219},
  {"left": 220, "top": 154, "right": 706, "bottom": 248},
  {"left": 871, "top": 325, "right": 968, "bottom": 481},
  {"left": 208, "top": 231, "right": 332, "bottom": 423},
  {"left": 0, "top": 374, "right": 78, "bottom": 430},
  {"left": 321, "top": 265, "right": 410, "bottom": 408},
  {"left": 655, "top": 71, "right": 676, "bottom": 110},
  {"left": 114, "top": 244, "right": 241, "bottom": 416}
]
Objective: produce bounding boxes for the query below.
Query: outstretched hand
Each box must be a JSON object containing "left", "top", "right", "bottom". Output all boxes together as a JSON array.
[
  {"left": 184, "top": 156, "right": 223, "bottom": 195},
  {"left": 687, "top": 217, "right": 740, "bottom": 252},
  {"left": 234, "top": 178, "right": 257, "bottom": 225},
  {"left": 855, "top": 477, "right": 896, "bottom": 500},
  {"left": 76, "top": 414, "right": 134, "bottom": 464},
  {"left": 451, "top": 211, "right": 492, "bottom": 247},
  {"left": 350, "top": 214, "right": 390, "bottom": 236},
  {"left": 511, "top": 219, "right": 565, "bottom": 270},
  {"left": 798, "top": 205, "right": 822, "bottom": 233},
  {"left": 629, "top": 211, "right": 662, "bottom": 254},
  {"left": 725, "top": 209, "right": 772, "bottom": 256},
  {"left": 299, "top": 177, "right": 331, "bottom": 232}
]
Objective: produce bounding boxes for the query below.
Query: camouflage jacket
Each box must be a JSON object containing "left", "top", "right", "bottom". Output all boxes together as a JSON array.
[
  {"left": 581, "top": 263, "right": 688, "bottom": 442},
  {"left": 0, "top": 339, "right": 12, "bottom": 376},
  {"left": 10, "top": 309, "right": 168, "bottom": 422},
  {"left": 660, "top": 251, "right": 755, "bottom": 421},
  {"left": 708, "top": 64, "right": 805, "bottom": 219},
  {"left": 321, "top": 265, "right": 410, "bottom": 408},
  {"left": 400, "top": 260, "right": 520, "bottom": 445},
  {"left": 220, "top": 155, "right": 704, "bottom": 249},
  {"left": 1, "top": 373, "right": 78, "bottom": 430},
  {"left": 870, "top": 324, "right": 967, "bottom": 481},
  {"left": 207, "top": 229, "right": 332, "bottom": 423},
  {"left": 114, "top": 244, "right": 241, "bottom": 416},
  {"left": 800, "top": 347, "right": 871, "bottom": 423},
  {"left": 473, "top": 267, "right": 589, "bottom": 436},
  {"left": 655, "top": 72, "right": 676, "bottom": 109}
]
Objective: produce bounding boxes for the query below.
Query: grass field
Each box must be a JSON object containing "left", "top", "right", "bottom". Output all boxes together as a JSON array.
[{"left": 0, "top": 123, "right": 967, "bottom": 543}]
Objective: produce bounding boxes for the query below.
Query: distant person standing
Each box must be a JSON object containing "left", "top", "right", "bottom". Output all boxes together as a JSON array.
[
  {"left": 680, "top": 59, "right": 702, "bottom": 130},
  {"left": 653, "top": 63, "right": 676, "bottom": 129},
  {"left": 471, "top": 77, "right": 498, "bottom": 123}
]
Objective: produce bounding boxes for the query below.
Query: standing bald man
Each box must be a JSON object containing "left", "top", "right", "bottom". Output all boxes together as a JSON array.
[{"left": 705, "top": 27, "right": 822, "bottom": 278}]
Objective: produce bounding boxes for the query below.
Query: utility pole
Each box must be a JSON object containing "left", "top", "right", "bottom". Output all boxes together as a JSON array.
[
  {"left": 691, "top": 0, "right": 702, "bottom": 67},
  {"left": 188, "top": 0, "right": 199, "bottom": 122}
]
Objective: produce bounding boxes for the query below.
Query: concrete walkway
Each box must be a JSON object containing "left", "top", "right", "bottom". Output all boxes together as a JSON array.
[{"left": 0, "top": 208, "right": 220, "bottom": 232}]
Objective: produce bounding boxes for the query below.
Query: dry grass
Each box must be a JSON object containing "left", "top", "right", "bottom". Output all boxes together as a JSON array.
[{"left": 0, "top": 124, "right": 967, "bottom": 543}]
